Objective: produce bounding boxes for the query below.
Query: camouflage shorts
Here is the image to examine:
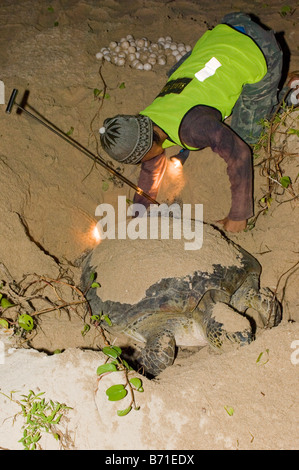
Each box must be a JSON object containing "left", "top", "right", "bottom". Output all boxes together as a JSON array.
[{"left": 221, "top": 12, "right": 284, "bottom": 145}]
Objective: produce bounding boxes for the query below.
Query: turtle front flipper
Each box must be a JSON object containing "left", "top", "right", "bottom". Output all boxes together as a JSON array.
[
  {"left": 194, "top": 289, "right": 253, "bottom": 352},
  {"left": 136, "top": 329, "right": 176, "bottom": 377}
]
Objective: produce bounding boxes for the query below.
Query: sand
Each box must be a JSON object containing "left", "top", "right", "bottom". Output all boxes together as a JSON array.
[{"left": 0, "top": 0, "right": 298, "bottom": 451}]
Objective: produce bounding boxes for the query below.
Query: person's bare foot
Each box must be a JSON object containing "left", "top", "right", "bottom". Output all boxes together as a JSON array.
[{"left": 216, "top": 218, "right": 247, "bottom": 233}]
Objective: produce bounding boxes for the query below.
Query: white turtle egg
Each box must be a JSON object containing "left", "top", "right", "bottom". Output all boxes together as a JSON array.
[
  {"left": 167, "top": 54, "right": 177, "bottom": 65},
  {"left": 158, "top": 53, "right": 166, "bottom": 60},
  {"left": 164, "top": 48, "right": 173, "bottom": 56},
  {"left": 109, "top": 41, "right": 118, "bottom": 49},
  {"left": 117, "top": 57, "right": 126, "bottom": 66},
  {"left": 112, "top": 55, "right": 119, "bottom": 65},
  {"left": 96, "top": 52, "right": 104, "bottom": 59},
  {"left": 157, "top": 56, "right": 166, "bottom": 65},
  {"left": 135, "top": 51, "right": 140, "bottom": 59},
  {"left": 128, "top": 53, "right": 136, "bottom": 61},
  {"left": 143, "top": 63, "right": 152, "bottom": 71},
  {"left": 118, "top": 51, "right": 126, "bottom": 58},
  {"left": 104, "top": 55, "right": 111, "bottom": 62},
  {"left": 126, "top": 34, "right": 134, "bottom": 41},
  {"left": 131, "top": 59, "right": 141, "bottom": 68},
  {"left": 165, "top": 35, "right": 172, "bottom": 42},
  {"left": 185, "top": 45, "right": 192, "bottom": 52},
  {"left": 148, "top": 56, "right": 156, "bottom": 65},
  {"left": 114, "top": 45, "right": 121, "bottom": 53},
  {"left": 176, "top": 54, "right": 182, "bottom": 61},
  {"left": 172, "top": 49, "right": 180, "bottom": 56},
  {"left": 178, "top": 45, "right": 186, "bottom": 53},
  {"left": 157, "top": 37, "right": 165, "bottom": 43},
  {"left": 135, "top": 38, "right": 145, "bottom": 48},
  {"left": 170, "top": 43, "right": 178, "bottom": 51},
  {"left": 150, "top": 43, "right": 159, "bottom": 52},
  {"left": 136, "top": 62, "right": 144, "bottom": 70},
  {"left": 121, "top": 40, "right": 130, "bottom": 50},
  {"left": 128, "top": 45, "right": 136, "bottom": 53},
  {"left": 164, "top": 42, "right": 171, "bottom": 49},
  {"left": 140, "top": 52, "right": 149, "bottom": 62}
]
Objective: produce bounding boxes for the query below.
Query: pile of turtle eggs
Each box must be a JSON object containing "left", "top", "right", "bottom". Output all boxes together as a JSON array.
[{"left": 95, "top": 34, "right": 192, "bottom": 71}]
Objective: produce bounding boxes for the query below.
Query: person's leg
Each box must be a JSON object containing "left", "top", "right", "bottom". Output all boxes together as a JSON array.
[{"left": 222, "top": 13, "right": 283, "bottom": 145}]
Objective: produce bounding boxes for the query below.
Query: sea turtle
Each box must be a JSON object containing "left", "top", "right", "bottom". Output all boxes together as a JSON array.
[{"left": 81, "top": 221, "right": 281, "bottom": 377}]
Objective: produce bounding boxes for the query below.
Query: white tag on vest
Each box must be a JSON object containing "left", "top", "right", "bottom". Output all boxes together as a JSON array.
[{"left": 195, "top": 57, "right": 222, "bottom": 82}]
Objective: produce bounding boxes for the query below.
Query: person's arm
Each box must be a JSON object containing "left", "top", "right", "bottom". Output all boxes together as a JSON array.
[
  {"left": 180, "top": 106, "right": 253, "bottom": 232},
  {"left": 132, "top": 152, "right": 167, "bottom": 212},
  {"left": 209, "top": 123, "right": 253, "bottom": 216}
]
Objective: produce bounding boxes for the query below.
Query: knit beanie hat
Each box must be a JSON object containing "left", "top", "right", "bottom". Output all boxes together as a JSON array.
[{"left": 99, "top": 114, "right": 153, "bottom": 164}]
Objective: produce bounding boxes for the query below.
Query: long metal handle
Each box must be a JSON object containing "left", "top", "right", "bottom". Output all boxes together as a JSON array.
[
  {"left": 6, "top": 88, "right": 160, "bottom": 206},
  {"left": 5, "top": 88, "right": 18, "bottom": 114}
]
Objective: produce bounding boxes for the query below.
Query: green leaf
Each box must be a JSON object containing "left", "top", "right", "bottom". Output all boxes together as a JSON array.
[
  {"left": 280, "top": 175, "right": 291, "bottom": 188},
  {"left": 256, "top": 352, "right": 263, "bottom": 363},
  {"left": 89, "top": 272, "right": 95, "bottom": 281},
  {"left": 106, "top": 384, "right": 127, "bottom": 401},
  {"left": 117, "top": 406, "right": 132, "bottom": 416},
  {"left": 18, "top": 314, "right": 34, "bottom": 331},
  {"left": 90, "top": 314, "right": 100, "bottom": 322},
  {"left": 103, "top": 315, "right": 112, "bottom": 326},
  {"left": 287, "top": 128, "right": 299, "bottom": 137},
  {"left": 66, "top": 126, "right": 74, "bottom": 136},
  {"left": 91, "top": 282, "right": 101, "bottom": 288},
  {"left": 93, "top": 88, "right": 102, "bottom": 97},
  {"left": 32, "top": 432, "right": 41, "bottom": 443},
  {"left": 96, "top": 363, "right": 118, "bottom": 375},
  {"left": 0, "top": 318, "right": 9, "bottom": 328},
  {"left": 102, "top": 346, "right": 122, "bottom": 359},
  {"left": 280, "top": 5, "right": 292, "bottom": 16},
  {"left": 122, "top": 359, "right": 133, "bottom": 370},
  {"left": 102, "top": 181, "right": 109, "bottom": 191},
  {"left": 119, "top": 82, "right": 126, "bottom": 89},
  {"left": 1, "top": 297, "right": 15, "bottom": 309},
  {"left": 129, "top": 377, "right": 143, "bottom": 391},
  {"left": 256, "top": 349, "right": 269, "bottom": 365},
  {"left": 81, "top": 323, "right": 90, "bottom": 336},
  {"left": 224, "top": 406, "right": 234, "bottom": 416}
]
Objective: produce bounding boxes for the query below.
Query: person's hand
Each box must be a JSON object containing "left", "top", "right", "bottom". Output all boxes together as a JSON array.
[{"left": 216, "top": 217, "right": 247, "bottom": 233}]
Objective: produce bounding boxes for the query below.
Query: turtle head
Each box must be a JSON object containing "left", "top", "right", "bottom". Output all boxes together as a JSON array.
[{"left": 233, "top": 287, "right": 282, "bottom": 329}]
